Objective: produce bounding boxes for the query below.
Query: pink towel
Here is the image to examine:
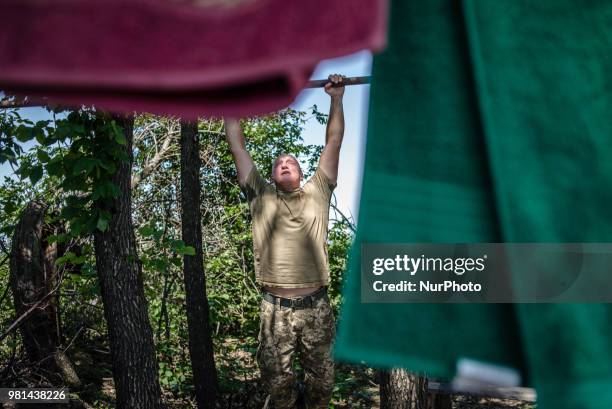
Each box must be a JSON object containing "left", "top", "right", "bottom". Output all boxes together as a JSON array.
[{"left": 0, "top": 0, "right": 387, "bottom": 118}]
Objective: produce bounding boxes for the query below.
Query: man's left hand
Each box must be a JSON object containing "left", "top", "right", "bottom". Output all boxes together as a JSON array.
[{"left": 324, "top": 74, "right": 345, "bottom": 98}]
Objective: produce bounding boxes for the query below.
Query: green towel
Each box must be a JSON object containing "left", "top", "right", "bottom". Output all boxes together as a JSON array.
[{"left": 335, "top": 1, "right": 612, "bottom": 408}]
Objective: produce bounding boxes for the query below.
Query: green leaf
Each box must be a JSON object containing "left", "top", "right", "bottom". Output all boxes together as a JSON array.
[
  {"left": 68, "top": 222, "right": 82, "bottom": 237},
  {"left": 96, "top": 217, "right": 109, "bottom": 232},
  {"left": 138, "top": 225, "right": 155, "bottom": 237},
  {"left": 182, "top": 246, "right": 196, "bottom": 256},
  {"left": 111, "top": 121, "right": 127, "bottom": 145},
  {"left": 71, "top": 123, "right": 86, "bottom": 134},
  {"left": 100, "top": 210, "right": 112, "bottom": 221},
  {"left": 55, "top": 251, "right": 76, "bottom": 266},
  {"left": 37, "top": 150, "right": 51, "bottom": 163},
  {"left": 34, "top": 128, "right": 46, "bottom": 145},
  {"left": 3, "top": 200, "right": 17, "bottom": 214},
  {"left": 73, "top": 157, "right": 97, "bottom": 175},
  {"left": 91, "top": 181, "right": 120, "bottom": 200},
  {"left": 47, "top": 233, "right": 69, "bottom": 244},
  {"left": 115, "top": 132, "right": 127, "bottom": 145},
  {"left": 98, "top": 160, "right": 117, "bottom": 173},
  {"left": 61, "top": 176, "right": 89, "bottom": 192},
  {"left": 152, "top": 259, "right": 168, "bottom": 272},
  {"left": 15, "top": 126, "right": 32, "bottom": 143},
  {"left": 46, "top": 156, "right": 64, "bottom": 177},
  {"left": 72, "top": 255, "right": 88, "bottom": 265},
  {"left": 108, "top": 182, "right": 120, "bottom": 198},
  {"left": 171, "top": 239, "right": 185, "bottom": 251},
  {"left": 29, "top": 165, "right": 43, "bottom": 185},
  {"left": 82, "top": 265, "right": 97, "bottom": 278}
]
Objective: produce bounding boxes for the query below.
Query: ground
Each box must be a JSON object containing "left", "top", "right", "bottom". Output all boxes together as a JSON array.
[{"left": 0, "top": 336, "right": 536, "bottom": 409}]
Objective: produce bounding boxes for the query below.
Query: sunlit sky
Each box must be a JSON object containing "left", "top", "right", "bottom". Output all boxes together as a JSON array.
[
  {"left": 1, "top": 50, "right": 372, "bottom": 222},
  {"left": 292, "top": 50, "right": 371, "bottom": 223}
]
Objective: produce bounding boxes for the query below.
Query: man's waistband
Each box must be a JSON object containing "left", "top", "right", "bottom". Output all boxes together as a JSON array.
[{"left": 262, "top": 287, "right": 327, "bottom": 309}]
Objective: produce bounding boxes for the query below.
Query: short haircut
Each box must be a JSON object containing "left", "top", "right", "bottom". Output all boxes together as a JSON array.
[{"left": 271, "top": 153, "right": 303, "bottom": 179}]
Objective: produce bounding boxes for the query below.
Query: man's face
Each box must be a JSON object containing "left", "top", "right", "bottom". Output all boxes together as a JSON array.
[{"left": 272, "top": 155, "right": 302, "bottom": 188}]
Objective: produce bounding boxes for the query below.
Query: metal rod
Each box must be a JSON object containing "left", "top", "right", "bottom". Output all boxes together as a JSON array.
[{"left": 305, "top": 75, "right": 371, "bottom": 88}]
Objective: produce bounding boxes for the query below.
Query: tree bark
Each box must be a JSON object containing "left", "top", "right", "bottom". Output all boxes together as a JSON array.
[
  {"left": 93, "top": 114, "right": 164, "bottom": 408},
  {"left": 10, "top": 201, "right": 81, "bottom": 387},
  {"left": 380, "top": 369, "right": 428, "bottom": 409},
  {"left": 431, "top": 392, "right": 452, "bottom": 409},
  {"left": 10, "top": 201, "right": 60, "bottom": 362},
  {"left": 180, "top": 120, "right": 219, "bottom": 407}
]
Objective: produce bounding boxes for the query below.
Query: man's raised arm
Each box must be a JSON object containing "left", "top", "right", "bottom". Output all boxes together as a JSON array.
[
  {"left": 224, "top": 118, "right": 255, "bottom": 187},
  {"left": 319, "top": 74, "right": 345, "bottom": 185}
]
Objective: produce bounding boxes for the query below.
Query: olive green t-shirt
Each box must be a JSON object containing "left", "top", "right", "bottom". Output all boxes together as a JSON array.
[{"left": 241, "top": 166, "right": 336, "bottom": 288}]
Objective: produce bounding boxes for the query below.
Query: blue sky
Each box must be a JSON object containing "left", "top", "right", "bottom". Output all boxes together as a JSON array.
[
  {"left": 292, "top": 50, "right": 372, "bottom": 223},
  {"left": 1, "top": 50, "right": 372, "bottom": 221}
]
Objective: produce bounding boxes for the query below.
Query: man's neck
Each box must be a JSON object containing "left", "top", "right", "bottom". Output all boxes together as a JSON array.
[{"left": 275, "top": 182, "right": 300, "bottom": 193}]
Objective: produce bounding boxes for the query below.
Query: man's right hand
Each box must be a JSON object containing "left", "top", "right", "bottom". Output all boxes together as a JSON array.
[{"left": 324, "top": 74, "right": 345, "bottom": 99}]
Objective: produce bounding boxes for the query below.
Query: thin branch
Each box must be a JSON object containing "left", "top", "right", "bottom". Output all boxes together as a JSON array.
[
  {"left": 330, "top": 196, "right": 356, "bottom": 233},
  {"left": 61, "top": 325, "right": 84, "bottom": 353},
  {"left": 131, "top": 133, "right": 176, "bottom": 189}
]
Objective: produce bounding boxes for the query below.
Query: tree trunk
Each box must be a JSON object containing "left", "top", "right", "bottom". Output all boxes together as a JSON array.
[
  {"left": 10, "top": 201, "right": 81, "bottom": 387},
  {"left": 93, "top": 114, "right": 164, "bottom": 409},
  {"left": 380, "top": 369, "right": 428, "bottom": 409},
  {"left": 430, "top": 392, "right": 452, "bottom": 409},
  {"left": 10, "top": 201, "right": 60, "bottom": 362},
  {"left": 180, "top": 120, "right": 219, "bottom": 407},
  {"left": 10, "top": 202, "right": 59, "bottom": 362}
]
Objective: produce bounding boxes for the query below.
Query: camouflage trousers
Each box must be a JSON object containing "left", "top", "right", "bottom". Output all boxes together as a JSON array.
[{"left": 257, "top": 290, "right": 336, "bottom": 409}]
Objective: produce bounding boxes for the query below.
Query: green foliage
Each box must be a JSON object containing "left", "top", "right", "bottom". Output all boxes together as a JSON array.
[
  {"left": 139, "top": 222, "right": 196, "bottom": 272},
  {"left": 0, "top": 109, "right": 47, "bottom": 167},
  {"left": 328, "top": 224, "right": 353, "bottom": 312},
  {"left": 0, "top": 106, "right": 363, "bottom": 407},
  {"left": 7, "top": 108, "right": 129, "bottom": 236},
  {"left": 0, "top": 177, "right": 36, "bottom": 237},
  {"left": 330, "top": 365, "right": 378, "bottom": 408}
]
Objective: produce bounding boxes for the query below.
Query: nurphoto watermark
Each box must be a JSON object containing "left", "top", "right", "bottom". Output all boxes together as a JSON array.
[{"left": 361, "top": 243, "right": 612, "bottom": 303}]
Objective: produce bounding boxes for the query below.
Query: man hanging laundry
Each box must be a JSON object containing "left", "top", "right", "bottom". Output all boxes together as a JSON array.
[{"left": 224, "top": 74, "right": 345, "bottom": 408}]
